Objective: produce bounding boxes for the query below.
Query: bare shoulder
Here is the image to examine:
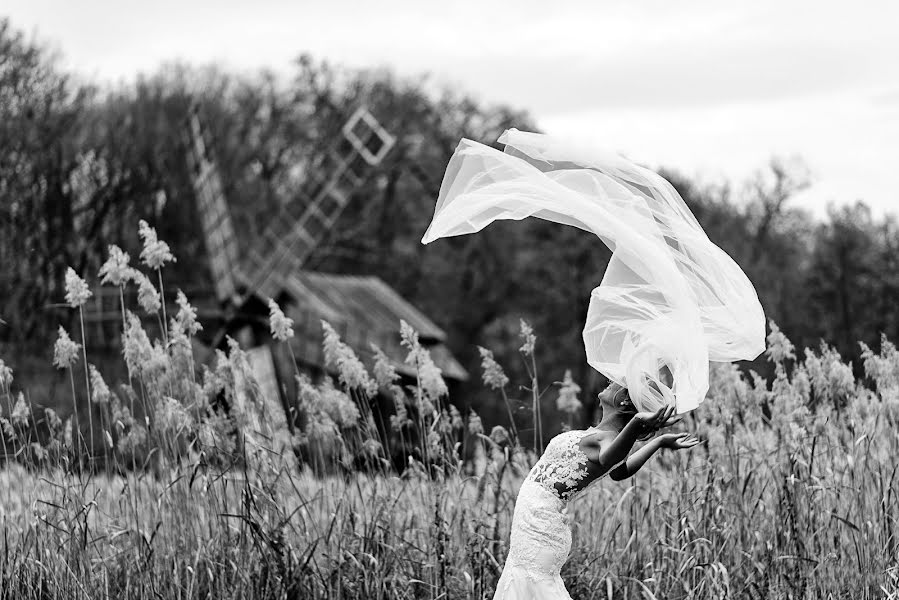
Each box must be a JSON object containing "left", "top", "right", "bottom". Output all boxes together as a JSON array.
[{"left": 578, "top": 428, "right": 615, "bottom": 457}]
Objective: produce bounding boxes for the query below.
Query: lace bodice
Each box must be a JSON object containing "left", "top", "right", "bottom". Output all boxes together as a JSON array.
[
  {"left": 525, "top": 428, "right": 598, "bottom": 502},
  {"left": 498, "top": 428, "right": 603, "bottom": 596}
]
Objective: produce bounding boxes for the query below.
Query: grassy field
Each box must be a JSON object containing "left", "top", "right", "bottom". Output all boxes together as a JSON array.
[{"left": 1, "top": 238, "right": 898, "bottom": 599}]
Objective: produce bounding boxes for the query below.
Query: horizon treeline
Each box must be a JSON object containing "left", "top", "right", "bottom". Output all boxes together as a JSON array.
[{"left": 2, "top": 17, "right": 897, "bottom": 435}]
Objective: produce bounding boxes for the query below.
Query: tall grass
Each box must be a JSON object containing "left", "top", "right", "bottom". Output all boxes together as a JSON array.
[{"left": 0, "top": 225, "right": 897, "bottom": 599}]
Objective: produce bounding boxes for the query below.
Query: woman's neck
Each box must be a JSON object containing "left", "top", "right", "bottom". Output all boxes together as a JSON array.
[{"left": 596, "top": 405, "right": 631, "bottom": 432}]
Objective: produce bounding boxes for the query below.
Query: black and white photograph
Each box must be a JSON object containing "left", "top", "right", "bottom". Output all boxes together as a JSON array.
[{"left": 1, "top": 2, "right": 898, "bottom": 598}]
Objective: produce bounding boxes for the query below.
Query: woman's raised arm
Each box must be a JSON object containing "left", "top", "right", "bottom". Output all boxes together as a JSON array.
[{"left": 582, "top": 405, "right": 677, "bottom": 468}]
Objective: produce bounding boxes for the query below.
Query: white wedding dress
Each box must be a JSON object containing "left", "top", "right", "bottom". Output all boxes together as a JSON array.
[{"left": 495, "top": 428, "right": 602, "bottom": 600}]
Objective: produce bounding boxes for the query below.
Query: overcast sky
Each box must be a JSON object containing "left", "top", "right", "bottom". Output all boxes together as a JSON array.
[{"left": 7, "top": 0, "right": 898, "bottom": 218}]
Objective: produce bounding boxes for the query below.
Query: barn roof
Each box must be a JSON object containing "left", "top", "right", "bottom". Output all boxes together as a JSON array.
[
  {"left": 291, "top": 272, "right": 446, "bottom": 342},
  {"left": 279, "top": 271, "right": 467, "bottom": 382}
]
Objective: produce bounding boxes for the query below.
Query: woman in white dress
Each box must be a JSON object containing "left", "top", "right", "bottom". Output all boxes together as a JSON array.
[
  {"left": 494, "top": 382, "right": 697, "bottom": 599},
  {"left": 421, "top": 129, "right": 766, "bottom": 599}
]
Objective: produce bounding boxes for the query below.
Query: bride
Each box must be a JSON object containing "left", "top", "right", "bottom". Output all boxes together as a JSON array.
[
  {"left": 496, "top": 382, "right": 697, "bottom": 598},
  {"left": 421, "top": 129, "right": 765, "bottom": 598}
]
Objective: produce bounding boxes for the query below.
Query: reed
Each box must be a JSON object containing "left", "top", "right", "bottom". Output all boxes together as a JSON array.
[{"left": 0, "top": 224, "right": 896, "bottom": 599}]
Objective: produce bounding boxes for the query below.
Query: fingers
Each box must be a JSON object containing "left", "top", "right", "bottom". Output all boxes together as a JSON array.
[
  {"left": 661, "top": 405, "right": 675, "bottom": 423},
  {"left": 638, "top": 406, "right": 681, "bottom": 435},
  {"left": 652, "top": 408, "right": 665, "bottom": 427},
  {"left": 654, "top": 406, "right": 678, "bottom": 429},
  {"left": 646, "top": 407, "right": 667, "bottom": 431},
  {"left": 675, "top": 434, "right": 701, "bottom": 449},
  {"left": 635, "top": 408, "right": 663, "bottom": 426},
  {"left": 660, "top": 432, "right": 700, "bottom": 449},
  {"left": 663, "top": 405, "right": 677, "bottom": 424},
  {"left": 639, "top": 405, "right": 677, "bottom": 433}
]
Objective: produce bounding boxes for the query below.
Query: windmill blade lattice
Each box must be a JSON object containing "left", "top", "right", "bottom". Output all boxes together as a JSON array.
[{"left": 240, "top": 107, "right": 395, "bottom": 301}]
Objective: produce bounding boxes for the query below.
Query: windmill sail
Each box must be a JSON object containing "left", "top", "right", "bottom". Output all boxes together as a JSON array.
[
  {"left": 185, "top": 107, "right": 241, "bottom": 304},
  {"left": 240, "top": 107, "right": 395, "bottom": 300}
]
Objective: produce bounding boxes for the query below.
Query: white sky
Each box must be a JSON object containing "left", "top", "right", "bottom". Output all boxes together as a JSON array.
[{"left": 7, "top": 0, "right": 899, "bottom": 218}]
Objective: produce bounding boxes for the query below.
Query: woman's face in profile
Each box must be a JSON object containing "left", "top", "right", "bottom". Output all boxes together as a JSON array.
[{"left": 599, "top": 383, "right": 636, "bottom": 417}]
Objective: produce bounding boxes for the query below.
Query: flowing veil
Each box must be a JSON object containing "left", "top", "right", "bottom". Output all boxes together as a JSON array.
[{"left": 422, "top": 129, "right": 766, "bottom": 413}]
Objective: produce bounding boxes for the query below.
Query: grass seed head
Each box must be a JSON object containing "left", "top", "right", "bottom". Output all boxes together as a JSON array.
[
  {"left": 556, "top": 369, "right": 583, "bottom": 414},
  {"left": 98, "top": 245, "right": 132, "bottom": 287},
  {"left": 400, "top": 320, "right": 447, "bottom": 402},
  {"left": 135, "top": 271, "right": 161, "bottom": 313},
  {"left": 64, "top": 267, "right": 92, "bottom": 308},
  {"left": 0, "top": 358, "right": 13, "bottom": 389},
  {"left": 52, "top": 326, "right": 81, "bottom": 369},
  {"left": 319, "top": 378, "right": 361, "bottom": 428},
  {"left": 0, "top": 417, "right": 14, "bottom": 441},
  {"left": 267, "top": 298, "right": 294, "bottom": 341},
  {"left": 11, "top": 393, "right": 29, "bottom": 427},
  {"left": 44, "top": 407, "right": 62, "bottom": 431},
  {"left": 371, "top": 343, "right": 399, "bottom": 387},
  {"left": 175, "top": 290, "right": 202, "bottom": 335},
  {"left": 321, "top": 320, "right": 376, "bottom": 396},
  {"left": 766, "top": 320, "right": 796, "bottom": 364},
  {"left": 519, "top": 319, "right": 536, "bottom": 355},
  {"left": 138, "top": 219, "right": 176, "bottom": 269},
  {"left": 477, "top": 346, "right": 509, "bottom": 390},
  {"left": 88, "top": 364, "right": 111, "bottom": 405}
]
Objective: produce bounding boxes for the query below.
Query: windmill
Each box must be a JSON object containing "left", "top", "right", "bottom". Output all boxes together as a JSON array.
[
  {"left": 182, "top": 103, "right": 467, "bottom": 449},
  {"left": 75, "top": 102, "right": 466, "bottom": 470}
]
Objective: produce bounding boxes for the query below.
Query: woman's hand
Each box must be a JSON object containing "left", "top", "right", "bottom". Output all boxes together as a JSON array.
[
  {"left": 656, "top": 432, "right": 701, "bottom": 450},
  {"left": 632, "top": 405, "right": 678, "bottom": 434}
]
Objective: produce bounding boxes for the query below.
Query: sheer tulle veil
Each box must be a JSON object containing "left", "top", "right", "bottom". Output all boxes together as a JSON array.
[{"left": 422, "top": 129, "right": 766, "bottom": 413}]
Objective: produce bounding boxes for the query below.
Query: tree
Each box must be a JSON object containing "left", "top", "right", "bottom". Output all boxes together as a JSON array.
[
  {"left": 805, "top": 202, "right": 899, "bottom": 367},
  {"left": 0, "top": 18, "right": 97, "bottom": 342},
  {"left": 4, "top": 16, "right": 899, "bottom": 436}
]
